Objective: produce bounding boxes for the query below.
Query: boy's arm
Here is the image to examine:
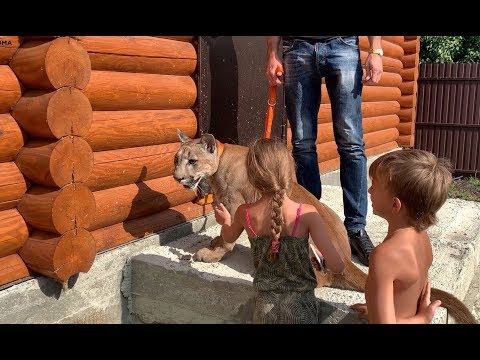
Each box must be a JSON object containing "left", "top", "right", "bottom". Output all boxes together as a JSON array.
[{"left": 365, "top": 248, "right": 397, "bottom": 324}]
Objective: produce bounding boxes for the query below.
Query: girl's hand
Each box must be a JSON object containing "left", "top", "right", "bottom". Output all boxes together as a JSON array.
[
  {"left": 350, "top": 303, "right": 369, "bottom": 319},
  {"left": 213, "top": 202, "right": 232, "bottom": 226}
]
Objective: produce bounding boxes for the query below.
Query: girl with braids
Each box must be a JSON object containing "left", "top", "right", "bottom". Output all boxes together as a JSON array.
[{"left": 213, "top": 138, "right": 345, "bottom": 323}]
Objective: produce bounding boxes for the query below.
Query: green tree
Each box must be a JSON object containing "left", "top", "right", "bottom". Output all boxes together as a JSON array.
[{"left": 420, "top": 36, "right": 480, "bottom": 63}]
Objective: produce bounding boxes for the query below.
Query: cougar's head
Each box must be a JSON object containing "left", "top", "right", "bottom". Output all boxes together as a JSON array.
[{"left": 173, "top": 129, "right": 219, "bottom": 194}]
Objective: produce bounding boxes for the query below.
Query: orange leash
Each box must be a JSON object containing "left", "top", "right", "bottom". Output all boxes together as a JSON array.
[{"left": 264, "top": 65, "right": 284, "bottom": 139}]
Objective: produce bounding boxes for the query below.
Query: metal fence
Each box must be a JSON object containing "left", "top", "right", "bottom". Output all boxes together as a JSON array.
[{"left": 415, "top": 63, "right": 480, "bottom": 175}]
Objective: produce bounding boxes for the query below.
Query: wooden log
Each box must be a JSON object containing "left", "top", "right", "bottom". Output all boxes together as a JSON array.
[
  {"left": 398, "top": 80, "right": 416, "bottom": 95},
  {"left": 398, "top": 107, "right": 415, "bottom": 122},
  {"left": 360, "top": 51, "right": 403, "bottom": 71},
  {"left": 155, "top": 36, "right": 195, "bottom": 43},
  {"left": 85, "top": 143, "right": 180, "bottom": 191},
  {"left": 402, "top": 39, "right": 420, "bottom": 55},
  {"left": 364, "top": 128, "right": 400, "bottom": 148},
  {"left": 9, "top": 37, "right": 91, "bottom": 90},
  {"left": 399, "top": 95, "right": 417, "bottom": 108},
  {"left": 401, "top": 53, "right": 419, "bottom": 69},
  {"left": 365, "top": 141, "right": 399, "bottom": 157},
  {"left": 361, "top": 70, "right": 402, "bottom": 87},
  {"left": 400, "top": 67, "right": 418, "bottom": 81},
  {"left": 382, "top": 36, "right": 404, "bottom": 46},
  {"left": 0, "top": 36, "right": 22, "bottom": 64},
  {"left": 321, "top": 85, "right": 401, "bottom": 104},
  {"left": 318, "top": 141, "right": 399, "bottom": 174},
  {"left": 83, "top": 71, "right": 197, "bottom": 111},
  {"left": 0, "top": 209, "right": 28, "bottom": 258},
  {"left": 396, "top": 135, "right": 414, "bottom": 147},
  {"left": 288, "top": 114, "right": 400, "bottom": 145},
  {"left": 17, "top": 184, "right": 96, "bottom": 234},
  {"left": 397, "top": 121, "right": 415, "bottom": 135},
  {"left": 0, "top": 65, "right": 22, "bottom": 113},
  {"left": 92, "top": 201, "right": 212, "bottom": 252},
  {"left": 319, "top": 158, "right": 340, "bottom": 175},
  {"left": 0, "top": 254, "right": 31, "bottom": 287},
  {"left": 15, "top": 137, "right": 93, "bottom": 188},
  {"left": 0, "top": 162, "right": 27, "bottom": 211},
  {"left": 88, "top": 53, "right": 197, "bottom": 76},
  {"left": 314, "top": 128, "right": 399, "bottom": 162},
  {"left": 359, "top": 37, "right": 404, "bottom": 59},
  {"left": 12, "top": 87, "right": 92, "bottom": 139},
  {"left": 85, "top": 109, "right": 197, "bottom": 151},
  {"left": 90, "top": 175, "right": 196, "bottom": 231},
  {"left": 74, "top": 36, "right": 196, "bottom": 59},
  {"left": 19, "top": 228, "right": 96, "bottom": 283},
  {"left": 0, "top": 200, "right": 21, "bottom": 212},
  {"left": 315, "top": 101, "right": 400, "bottom": 124},
  {"left": 75, "top": 36, "right": 197, "bottom": 75},
  {"left": 0, "top": 113, "right": 24, "bottom": 162}
]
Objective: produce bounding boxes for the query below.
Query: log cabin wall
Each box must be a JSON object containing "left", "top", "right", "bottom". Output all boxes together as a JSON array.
[
  {"left": 397, "top": 36, "right": 420, "bottom": 147},
  {"left": 0, "top": 36, "right": 31, "bottom": 286},
  {"left": 7, "top": 36, "right": 97, "bottom": 284},
  {"left": 74, "top": 36, "right": 212, "bottom": 256},
  {"left": 285, "top": 36, "right": 419, "bottom": 173}
]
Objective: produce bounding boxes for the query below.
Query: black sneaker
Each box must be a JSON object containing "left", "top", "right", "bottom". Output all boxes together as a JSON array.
[{"left": 348, "top": 229, "right": 374, "bottom": 267}]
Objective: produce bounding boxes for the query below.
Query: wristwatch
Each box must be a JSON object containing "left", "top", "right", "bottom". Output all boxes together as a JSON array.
[{"left": 369, "top": 48, "right": 384, "bottom": 56}]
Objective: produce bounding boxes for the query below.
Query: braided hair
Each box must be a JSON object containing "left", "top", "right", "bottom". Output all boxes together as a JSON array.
[{"left": 246, "top": 138, "right": 294, "bottom": 261}]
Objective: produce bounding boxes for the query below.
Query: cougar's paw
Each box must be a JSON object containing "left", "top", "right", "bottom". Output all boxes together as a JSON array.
[{"left": 193, "top": 247, "right": 226, "bottom": 263}]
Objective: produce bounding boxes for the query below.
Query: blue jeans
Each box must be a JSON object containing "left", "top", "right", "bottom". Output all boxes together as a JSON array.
[{"left": 283, "top": 36, "right": 367, "bottom": 232}]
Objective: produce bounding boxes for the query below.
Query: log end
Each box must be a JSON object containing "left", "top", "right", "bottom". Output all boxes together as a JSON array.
[
  {"left": 50, "top": 137, "right": 94, "bottom": 187},
  {"left": 52, "top": 184, "right": 96, "bottom": 233},
  {"left": 45, "top": 37, "right": 91, "bottom": 90},
  {"left": 53, "top": 228, "right": 96, "bottom": 282},
  {"left": 48, "top": 87, "right": 93, "bottom": 137}
]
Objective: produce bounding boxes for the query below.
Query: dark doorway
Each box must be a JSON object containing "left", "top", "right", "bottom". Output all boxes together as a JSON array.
[{"left": 198, "top": 36, "right": 286, "bottom": 146}]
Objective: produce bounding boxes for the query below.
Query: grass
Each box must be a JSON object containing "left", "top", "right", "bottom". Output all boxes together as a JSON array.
[{"left": 448, "top": 176, "right": 480, "bottom": 202}]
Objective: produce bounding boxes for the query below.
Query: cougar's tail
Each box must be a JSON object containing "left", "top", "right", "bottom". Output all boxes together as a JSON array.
[{"left": 431, "top": 287, "right": 477, "bottom": 324}]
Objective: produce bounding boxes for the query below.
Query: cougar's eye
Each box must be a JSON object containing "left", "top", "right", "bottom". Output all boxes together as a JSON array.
[{"left": 188, "top": 159, "right": 197, "bottom": 165}]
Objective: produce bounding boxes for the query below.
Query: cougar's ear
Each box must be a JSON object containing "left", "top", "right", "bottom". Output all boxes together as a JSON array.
[
  {"left": 201, "top": 133, "right": 216, "bottom": 153},
  {"left": 177, "top": 129, "right": 191, "bottom": 143}
]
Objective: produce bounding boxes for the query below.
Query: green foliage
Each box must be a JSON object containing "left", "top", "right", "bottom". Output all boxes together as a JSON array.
[{"left": 420, "top": 36, "right": 480, "bottom": 63}]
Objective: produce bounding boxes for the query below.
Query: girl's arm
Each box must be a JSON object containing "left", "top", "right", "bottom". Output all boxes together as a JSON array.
[
  {"left": 214, "top": 202, "right": 245, "bottom": 244},
  {"left": 307, "top": 211, "right": 345, "bottom": 274}
]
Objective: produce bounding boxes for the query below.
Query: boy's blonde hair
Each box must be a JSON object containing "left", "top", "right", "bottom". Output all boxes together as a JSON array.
[
  {"left": 369, "top": 149, "right": 452, "bottom": 231},
  {"left": 246, "top": 138, "right": 295, "bottom": 260}
]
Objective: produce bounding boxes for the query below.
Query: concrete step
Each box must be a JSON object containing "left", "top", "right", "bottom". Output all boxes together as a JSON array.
[{"left": 129, "top": 186, "right": 480, "bottom": 324}]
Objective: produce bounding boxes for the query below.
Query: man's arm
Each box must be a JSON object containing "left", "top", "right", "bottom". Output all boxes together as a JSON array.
[
  {"left": 266, "top": 36, "right": 283, "bottom": 86},
  {"left": 364, "top": 36, "right": 383, "bottom": 85}
]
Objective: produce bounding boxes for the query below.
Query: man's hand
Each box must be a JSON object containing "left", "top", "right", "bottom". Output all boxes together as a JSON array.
[
  {"left": 213, "top": 202, "right": 231, "bottom": 226},
  {"left": 266, "top": 55, "right": 283, "bottom": 86},
  {"left": 364, "top": 53, "right": 383, "bottom": 85}
]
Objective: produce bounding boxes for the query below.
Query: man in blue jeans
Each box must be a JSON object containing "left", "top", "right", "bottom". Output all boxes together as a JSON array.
[{"left": 266, "top": 36, "right": 383, "bottom": 266}]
